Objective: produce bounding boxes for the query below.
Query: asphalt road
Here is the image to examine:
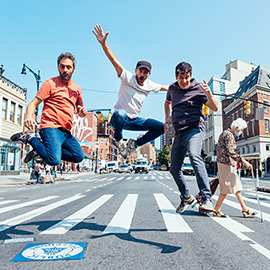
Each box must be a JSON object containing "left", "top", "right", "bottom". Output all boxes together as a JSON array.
[{"left": 0, "top": 171, "right": 269, "bottom": 270}]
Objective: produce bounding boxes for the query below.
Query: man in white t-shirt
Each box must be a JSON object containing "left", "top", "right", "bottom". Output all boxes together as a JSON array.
[{"left": 93, "top": 24, "right": 168, "bottom": 158}]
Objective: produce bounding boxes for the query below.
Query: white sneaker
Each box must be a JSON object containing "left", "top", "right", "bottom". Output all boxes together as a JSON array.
[
  {"left": 127, "top": 139, "right": 137, "bottom": 156},
  {"left": 116, "top": 139, "right": 127, "bottom": 158}
]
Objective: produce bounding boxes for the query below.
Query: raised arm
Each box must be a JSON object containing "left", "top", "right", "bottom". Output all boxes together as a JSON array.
[
  {"left": 160, "top": 85, "right": 169, "bottom": 91},
  {"left": 200, "top": 80, "right": 218, "bottom": 111},
  {"left": 93, "top": 24, "right": 123, "bottom": 77}
]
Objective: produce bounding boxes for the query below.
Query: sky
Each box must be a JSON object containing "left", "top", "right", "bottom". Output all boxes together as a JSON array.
[{"left": 1, "top": 0, "right": 270, "bottom": 148}]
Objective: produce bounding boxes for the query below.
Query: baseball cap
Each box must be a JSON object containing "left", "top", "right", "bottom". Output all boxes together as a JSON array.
[{"left": 136, "top": 61, "right": 152, "bottom": 72}]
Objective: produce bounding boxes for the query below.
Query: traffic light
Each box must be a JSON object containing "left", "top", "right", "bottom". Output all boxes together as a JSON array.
[
  {"left": 244, "top": 101, "right": 251, "bottom": 114},
  {"left": 202, "top": 104, "right": 210, "bottom": 115}
]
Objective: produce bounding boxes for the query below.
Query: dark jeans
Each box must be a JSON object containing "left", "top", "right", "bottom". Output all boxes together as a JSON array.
[
  {"left": 110, "top": 110, "right": 164, "bottom": 146},
  {"left": 28, "top": 128, "right": 84, "bottom": 166},
  {"left": 169, "top": 127, "right": 211, "bottom": 201},
  {"left": 35, "top": 172, "right": 41, "bottom": 184}
]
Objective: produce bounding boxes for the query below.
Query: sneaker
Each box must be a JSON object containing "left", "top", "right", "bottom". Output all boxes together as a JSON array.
[
  {"left": 199, "top": 198, "right": 214, "bottom": 213},
  {"left": 116, "top": 140, "right": 128, "bottom": 158},
  {"left": 24, "top": 150, "right": 38, "bottom": 163},
  {"left": 126, "top": 139, "right": 137, "bottom": 156},
  {"left": 176, "top": 195, "right": 195, "bottom": 213},
  {"left": 10, "top": 131, "right": 35, "bottom": 144}
]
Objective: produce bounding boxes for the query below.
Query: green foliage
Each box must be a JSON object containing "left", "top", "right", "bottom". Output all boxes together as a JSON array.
[{"left": 157, "top": 147, "right": 171, "bottom": 167}]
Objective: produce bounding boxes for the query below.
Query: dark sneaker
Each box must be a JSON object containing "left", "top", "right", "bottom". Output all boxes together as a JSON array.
[
  {"left": 176, "top": 195, "right": 195, "bottom": 213},
  {"left": 10, "top": 131, "right": 35, "bottom": 144},
  {"left": 24, "top": 150, "right": 38, "bottom": 163},
  {"left": 199, "top": 198, "right": 214, "bottom": 213}
]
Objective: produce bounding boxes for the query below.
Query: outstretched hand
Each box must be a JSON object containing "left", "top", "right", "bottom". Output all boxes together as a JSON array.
[{"left": 93, "top": 24, "right": 109, "bottom": 45}]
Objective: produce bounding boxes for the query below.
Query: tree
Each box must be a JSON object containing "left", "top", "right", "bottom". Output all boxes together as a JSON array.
[{"left": 157, "top": 147, "right": 171, "bottom": 167}]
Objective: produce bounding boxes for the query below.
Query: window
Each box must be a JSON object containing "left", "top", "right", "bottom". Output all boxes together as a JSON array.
[
  {"left": 251, "top": 102, "right": 254, "bottom": 114},
  {"left": 265, "top": 119, "right": 269, "bottom": 133},
  {"left": 253, "top": 145, "right": 256, "bottom": 152},
  {"left": 266, "top": 145, "right": 270, "bottom": 151},
  {"left": 17, "top": 105, "right": 23, "bottom": 125},
  {"left": 100, "top": 140, "right": 104, "bottom": 145},
  {"left": 2, "top": 98, "right": 7, "bottom": 120},
  {"left": 9, "top": 102, "right": 15, "bottom": 122},
  {"left": 240, "top": 109, "right": 243, "bottom": 119},
  {"left": 246, "top": 121, "right": 249, "bottom": 136},
  {"left": 242, "top": 148, "right": 245, "bottom": 154},
  {"left": 251, "top": 120, "right": 255, "bottom": 134},
  {"left": 264, "top": 100, "right": 269, "bottom": 113}
]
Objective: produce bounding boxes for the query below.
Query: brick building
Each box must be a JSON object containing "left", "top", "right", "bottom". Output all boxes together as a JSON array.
[{"left": 222, "top": 65, "right": 270, "bottom": 176}]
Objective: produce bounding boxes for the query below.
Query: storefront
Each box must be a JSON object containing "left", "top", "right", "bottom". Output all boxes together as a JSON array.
[{"left": 0, "top": 137, "right": 21, "bottom": 175}]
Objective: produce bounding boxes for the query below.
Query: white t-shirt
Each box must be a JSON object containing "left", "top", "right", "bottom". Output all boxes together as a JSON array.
[{"left": 114, "top": 69, "right": 162, "bottom": 119}]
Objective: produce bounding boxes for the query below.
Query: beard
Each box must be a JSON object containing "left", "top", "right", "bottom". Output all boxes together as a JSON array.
[{"left": 60, "top": 72, "right": 72, "bottom": 81}]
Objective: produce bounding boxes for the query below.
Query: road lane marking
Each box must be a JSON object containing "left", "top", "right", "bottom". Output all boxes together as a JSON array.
[
  {"left": 0, "top": 200, "right": 19, "bottom": 205},
  {"left": 228, "top": 193, "right": 270, "bottom": 208},
  {"left": 41, "top": 195, "right": 113, "bottom": 234},
  {"left": 154, "top": 193, "right": 193, "bottom": 233},
  {"left": 0, "top": 194, "right": 84, "bottom": 232},
  {"left": 103, "top": 194, "right": 138, "bottom": 234},
  {"left": 209, "top": 210, "right": 270, "bottom": 259},
  {"left": 0, "top": 196, "right": 58, "bottom": 214},
  {"left": 126, "top": 177, "right": 132, "bottom": 180},
  {"left": 135, "top": 176, "right": 139, "bottom": 180}
]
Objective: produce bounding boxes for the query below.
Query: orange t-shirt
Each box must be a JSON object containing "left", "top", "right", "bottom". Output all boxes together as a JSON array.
[{"left": 36, "top": 76, "right": 83, "bottom": 131}]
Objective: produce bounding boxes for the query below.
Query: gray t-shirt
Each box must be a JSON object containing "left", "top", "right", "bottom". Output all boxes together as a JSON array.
[{"left": 166, "top": 79, "right": 208, "bottom": 133}]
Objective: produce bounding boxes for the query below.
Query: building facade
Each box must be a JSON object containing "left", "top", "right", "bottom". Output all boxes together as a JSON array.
[
  {"left": 0, "top": 74, "right": 26, "bottom": 175},
  {"left": 222, "top": 65, "right": 270, "bottom": 177},
  {"left": 204, "top": 60, "right": 256, "bottom": 174}
]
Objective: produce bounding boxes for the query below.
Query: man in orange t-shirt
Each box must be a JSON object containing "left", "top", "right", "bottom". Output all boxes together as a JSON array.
[{"left": 11, "top": 52, "right": 88, "bottom": 165}]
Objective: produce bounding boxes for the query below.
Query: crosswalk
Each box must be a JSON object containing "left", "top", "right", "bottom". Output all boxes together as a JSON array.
[{"left": 1, "top": 172, "right": 270, "bottom": 259}]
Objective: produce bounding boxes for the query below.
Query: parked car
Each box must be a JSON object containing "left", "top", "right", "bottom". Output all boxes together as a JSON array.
[
  {"left": 183, "top": 157, "right": 195, "bottom": 175},
  {"left": 118, "top": 164, "right": 130, "bottom": 173},
  {"left": 161, "top": 165, "right": 167, "bottom": 171},
  {"left": 107, "top": 161, "right": 119, "bottom": 173},
  {"left": 134, "top": 161, "right": 149, "bottom": 174}
]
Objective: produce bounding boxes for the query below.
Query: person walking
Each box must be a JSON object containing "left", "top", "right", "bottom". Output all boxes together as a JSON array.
[
  {"left": 34, "top": 162, "right": 42, "bottom": 184},
  {"left": 45, "top": 164, "right": 51, "bottom": 175},
  {"left": 164, "top": 62, "right": 218, "bottom": 214},
  {"left": 10, "top": 52, "right": 88, "bottom": 166},
  {"left": 93, "top": 24, "right": 168, "bottom": 158},
  {"left": 214, "top": 118, "right": 257, "bottom": 218}
]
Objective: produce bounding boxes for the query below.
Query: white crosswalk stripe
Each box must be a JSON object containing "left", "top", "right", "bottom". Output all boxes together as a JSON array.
[
  {"left": 0, "top": 196, "right": 58, "bottom": 214},
  {"left": 0, "top": 194, "right": 83, "bottom": 232},
  {"left": 154, "top": 193, "right": 192, "bottom": 232},
  {"left": 103, "top": 194, "right": 138, "bottom": 234},
  {"left": 0, "top": 200, "right": 19, "bottom": 206},
  {"left": 41, "top": 194, "right": 113, "bottom": 234}
]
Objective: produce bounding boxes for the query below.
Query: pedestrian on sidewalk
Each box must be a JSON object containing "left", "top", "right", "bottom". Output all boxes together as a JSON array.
[
  {"left": 10, "top": 52, "right": 88, "bottom": 166},
  {"left": 34, "top": 162, "right": 42, "bottom": 184},
  {"left": 45, "top": 164, "right": 51, "bottom": 175},
  {"left": 214, "top": 118, "right": 257, "bottom": 218},
  {"left": 164, "top": 62, "right": 218, "bottom": 214},
  {"left": 60, "top": 162, "right": 64, "bottom": 175},
  {"left": 93, "top": 24, "right": 168, "bottom": 158}
]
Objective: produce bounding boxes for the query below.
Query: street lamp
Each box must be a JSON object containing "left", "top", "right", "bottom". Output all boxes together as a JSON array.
[{"left": 21, "top": 63, "right": 41, "bottom": 121}]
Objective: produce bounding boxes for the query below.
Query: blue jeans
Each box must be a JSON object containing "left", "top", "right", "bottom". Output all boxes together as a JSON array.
[
  {"left": 169, "top": 127, "right": 211, "bottom": 201},
  {"left": 28, "top": 128, "right": 84, "bottom": 166},
  {"left": 110, "top": 110, "right": 164, "bottom": 146},
  {"left": 35, "top": 172, "right": 41, "bottom": 184}
]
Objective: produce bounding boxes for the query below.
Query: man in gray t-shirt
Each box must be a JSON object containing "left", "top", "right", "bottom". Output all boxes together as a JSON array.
[
  {"left": 165, "top": 62, "right": 218, "bottom": 214},
  {"left": 93, "top": 24, "right": 168, "bottom": 158}
]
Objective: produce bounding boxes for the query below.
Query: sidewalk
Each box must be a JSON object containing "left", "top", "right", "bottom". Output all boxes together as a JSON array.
[{"left": 0, "top": 171, "right": 95, "bottom": 186}]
